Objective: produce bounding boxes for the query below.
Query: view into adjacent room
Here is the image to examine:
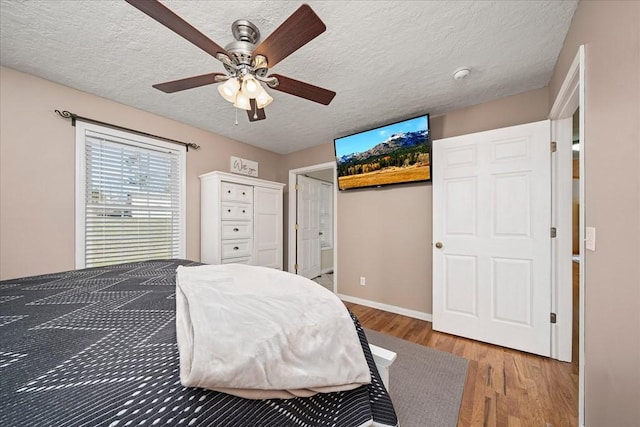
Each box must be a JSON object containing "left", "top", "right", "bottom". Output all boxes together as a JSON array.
[
  {"left": 572, "top": 108, "right": 581, "bottom": 371},
  {"left": 293, "top": 168, "right": 335, "bottom": 292}
]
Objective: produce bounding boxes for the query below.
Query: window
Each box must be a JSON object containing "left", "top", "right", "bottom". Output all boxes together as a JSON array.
[
  {"left": 75, "top": 121, "right": 186, "bottom": 268},
  {"left": 319, "top": 182, "right": 333, "bottom": 249}
]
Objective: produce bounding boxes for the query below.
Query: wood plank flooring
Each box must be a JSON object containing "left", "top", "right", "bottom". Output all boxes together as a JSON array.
[{"left": 344, "top": 301, "right": 579, "bottom": 427}]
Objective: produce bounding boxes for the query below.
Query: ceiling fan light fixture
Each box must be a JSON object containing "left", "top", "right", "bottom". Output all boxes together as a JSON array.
[
  {"left": 129, "top": 2, "right": 334, "bottom": 123},
  {"left": 242, "top": 74, "right": 261, "bottom": 98},
  {"left": 218, "top": 77, "right": 240, "bottom": 102},
  {"left": 233, "top": 90, "right": 252, "bottom": 110},
  {"left": 255, "top": 87, "right": 273, "bottom": 109}
]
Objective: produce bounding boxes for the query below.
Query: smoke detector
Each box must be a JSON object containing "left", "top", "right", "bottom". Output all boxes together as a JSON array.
[{"left": 453, "top": 67, "right": 471, "bottom": 80}]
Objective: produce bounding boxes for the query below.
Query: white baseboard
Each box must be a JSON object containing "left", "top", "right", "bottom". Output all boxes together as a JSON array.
[{"left": 338, "top": 293, "right": 433, "bottom": 322}]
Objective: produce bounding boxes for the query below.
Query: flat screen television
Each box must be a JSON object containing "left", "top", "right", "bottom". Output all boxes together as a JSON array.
[{"left": 334, "top": 114, "right": 431, "bottom": 191}]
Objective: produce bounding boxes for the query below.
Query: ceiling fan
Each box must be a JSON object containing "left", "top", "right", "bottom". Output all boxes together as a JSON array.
[{"left": 125, "top": 0, "right": 336, "bottom": 122}]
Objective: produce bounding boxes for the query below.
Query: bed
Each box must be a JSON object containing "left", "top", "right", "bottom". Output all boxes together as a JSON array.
[{"left": 0, "top": 259, "right": 398, "bottom": 426}]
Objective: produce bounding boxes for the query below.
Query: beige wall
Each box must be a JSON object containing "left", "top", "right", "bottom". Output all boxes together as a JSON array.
[
  {"left": 0, "top": 66, "right": 283, "bottom": 280},
  {"left": 549, "top": 1, "right": 640, "bottom": 425},
  {"left": 282, "top": 87, "right": 549, "bottom": 314}
]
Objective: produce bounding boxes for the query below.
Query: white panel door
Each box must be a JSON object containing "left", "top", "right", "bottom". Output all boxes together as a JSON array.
[
  {"left": 254, "top": 186, "right": 282, "bottom": 269},
  {"left": 296, "top": 175, "right": 321, "bottom": 279},
  {"left": 433, "top": 120, "right": 551, "bottom": 356}
]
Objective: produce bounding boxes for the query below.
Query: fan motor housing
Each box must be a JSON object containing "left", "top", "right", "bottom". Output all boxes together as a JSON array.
[
  {"left": 224, "top": 41, "right": 254, "bottom": 66},
  {"left": 224, "top": 19, "right": 268, "bottom": 76}
]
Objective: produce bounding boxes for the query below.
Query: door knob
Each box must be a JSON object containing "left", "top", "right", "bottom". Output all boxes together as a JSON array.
[{"left": 435, "top": 242, "right": 443, "bottom": 249}]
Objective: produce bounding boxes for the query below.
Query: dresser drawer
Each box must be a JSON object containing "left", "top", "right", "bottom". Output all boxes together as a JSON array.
[
  {"left": 221, "top": 257, "right": 251, "bottom": 265},
  {"left": 221, "top": 222, "right": 252, "bottom": 239},
  {"left": 221, "top": 182, "right": 253, "bottom": 203},
  {"left": 221, "top": 202, "right": 253, "bottom": 220},
  {"left": 221, "top": 240, "right": 252, "bottom": 258}
]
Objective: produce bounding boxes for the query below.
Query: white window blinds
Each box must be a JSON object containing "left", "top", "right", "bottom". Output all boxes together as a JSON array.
[{"left": 75, "top": 122, "right": 186, "bottom": 268}]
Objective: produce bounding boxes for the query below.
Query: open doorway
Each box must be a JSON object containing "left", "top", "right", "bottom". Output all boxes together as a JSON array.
[
  {"left": 571, "top": 108, "right": 581, "bottom": 367},
  {"left": 287, "top": 162, "right": 337, "bottom": 293}
]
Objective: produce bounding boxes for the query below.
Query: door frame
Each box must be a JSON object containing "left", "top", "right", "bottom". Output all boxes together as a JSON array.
[
  {"left": 549, "top": 45, "right": 585, "bottom": 426},
  {"left": 287, "top": 161, "right": 338, "bottom": 292}
]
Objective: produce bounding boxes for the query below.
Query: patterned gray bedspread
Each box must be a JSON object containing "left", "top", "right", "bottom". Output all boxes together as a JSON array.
[{"left": 0, "top": 259, "right": 397, "bottom": 427}]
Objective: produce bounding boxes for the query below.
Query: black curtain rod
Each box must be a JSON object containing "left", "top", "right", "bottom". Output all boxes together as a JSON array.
[{"left": 54, "top": 109, "right": 200, "bottom": 151}]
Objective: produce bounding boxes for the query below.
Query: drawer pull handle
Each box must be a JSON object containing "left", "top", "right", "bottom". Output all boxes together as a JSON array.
[
  {"left": 242, "top": 192, "right": 246, "bottom": 195},
  {"left": 227, "top": 209, "right": 231, "bottom": 213},
  {"left": 233, "top": 246, "right": 239, "bottom": 250},
  {"left": 227, "top": 190, "right": 231, "bottom": 194},
  {"left": 233, "top": 228, "right": 239, "bottom": 232},
  {"left": 242, "top": 209, "right": 246, "bottom": 213}
]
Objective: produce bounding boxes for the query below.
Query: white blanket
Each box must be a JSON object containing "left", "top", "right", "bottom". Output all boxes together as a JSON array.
[{"left": 175, "top": 264, "right": 371, "bottom": 399}]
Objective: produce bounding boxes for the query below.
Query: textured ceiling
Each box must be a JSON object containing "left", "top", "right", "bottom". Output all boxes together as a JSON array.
[{"left": 0, "top": 0, "right": 578, "bottom": 154}]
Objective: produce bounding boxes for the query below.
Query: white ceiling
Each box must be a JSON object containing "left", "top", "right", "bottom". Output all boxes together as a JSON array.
[{"left": 0, "top": 0, "right": 577, "bottom": 155}]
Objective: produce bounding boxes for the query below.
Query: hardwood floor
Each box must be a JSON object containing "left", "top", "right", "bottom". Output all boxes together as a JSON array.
[{"left": 344, "top": 301, "right": 579, "bottom": 427}]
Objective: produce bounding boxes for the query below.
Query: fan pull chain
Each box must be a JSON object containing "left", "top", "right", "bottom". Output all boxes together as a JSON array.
[{"left": 234, "top": 107, "right": 238, "bottom": 126}]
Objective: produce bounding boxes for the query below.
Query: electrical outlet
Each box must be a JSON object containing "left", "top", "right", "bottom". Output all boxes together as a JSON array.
[{"left": 359, "top": 276, "right": 366, "bottom": 286}]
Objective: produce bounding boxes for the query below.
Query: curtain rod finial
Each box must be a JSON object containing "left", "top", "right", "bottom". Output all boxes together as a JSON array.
[
  {"left": 55, "top": 109, "right": 73, "bottom": 119},
  {"left": 55, "top": 109, "right": 76, "bottom": 126}
]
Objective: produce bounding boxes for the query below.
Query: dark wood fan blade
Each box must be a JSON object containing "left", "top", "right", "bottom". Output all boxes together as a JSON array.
[
  {"left": 126, "top": 0, "right": 230, "bottom": 60},
  {"left": 247, "top": 99, "right": 266, "bottom": 122},
  {"left": 253, "top": 4, "right": 326, "bottom": 68},
  {"left": 152, "top": 73, "right": 226, "bottom": 93},
  {"left": 269, "top": 74, "right": 336, "bottom": 105}
]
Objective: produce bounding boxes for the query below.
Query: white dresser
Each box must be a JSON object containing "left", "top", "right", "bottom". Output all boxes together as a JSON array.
[{"left": 200, "top": 171, "right": 285, "bottom": 269}]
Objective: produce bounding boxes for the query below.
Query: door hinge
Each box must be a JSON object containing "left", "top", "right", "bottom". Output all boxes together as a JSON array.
[
  {"left": 295, "top": 223, "right": 299, "bottom": 231},
  {"left": 295, "top": 263, "right": 299, "bottom": 272},
  {"left": 550, "top": 313, "right": 557, "bottom": 324},
  {"left": 295, "top": 183, "right": 299, "bottom": 190},
  {"left": 550, "top": 227, "right": 557, "bottom": 238},
  {"left": 551, "top": 141, "right": 557, "bottom": 152}
]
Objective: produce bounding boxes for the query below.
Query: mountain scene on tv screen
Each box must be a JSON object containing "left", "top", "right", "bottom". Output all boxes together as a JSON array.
[{"left": 337, "top": 129, "right": 430, "bottom": 189}]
